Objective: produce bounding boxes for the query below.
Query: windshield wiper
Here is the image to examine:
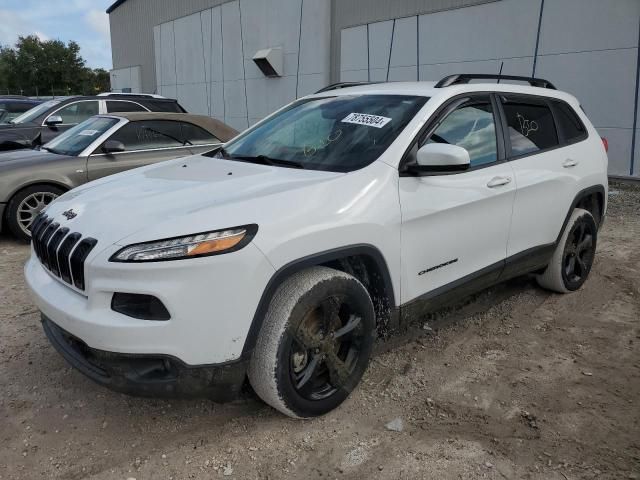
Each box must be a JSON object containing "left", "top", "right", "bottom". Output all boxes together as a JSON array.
[{"left": 229, "top": 154, "right": 305, "bottom": 169}]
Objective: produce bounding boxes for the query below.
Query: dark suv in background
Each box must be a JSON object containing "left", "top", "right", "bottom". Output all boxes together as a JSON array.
[
  {"left": 0, "top": 94, "right": 186, "bottom": 151},
  {"left": 0, "top": 97, "right": 42, "bottom": 124}
]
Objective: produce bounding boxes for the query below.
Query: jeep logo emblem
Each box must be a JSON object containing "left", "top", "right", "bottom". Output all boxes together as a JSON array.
[{"left": 62, "top": 209, "right": 77, "bottom": 220}]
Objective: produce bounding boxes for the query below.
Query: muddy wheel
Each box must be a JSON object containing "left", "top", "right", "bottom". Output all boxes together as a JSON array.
[
  {"left": 248, "top": 266, "right": 375, "bottom": 418},
  {"left": 537, "top": 208, "right": 597, "bottom": 293},
  {"left": 6, "top": 185, "right": 64, "bottom": 242}
]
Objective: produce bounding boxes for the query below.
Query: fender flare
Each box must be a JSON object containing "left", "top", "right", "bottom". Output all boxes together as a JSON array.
[
  {"left": 240, "top": 244, "right": 396, "bottom": 357},
  {"left": 555, "top": 184, "right": 606, "bottom": 245}
]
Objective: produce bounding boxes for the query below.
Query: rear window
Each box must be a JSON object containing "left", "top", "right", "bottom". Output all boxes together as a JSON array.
[
  {"left": 107, "top": 100, "right": 147, "bottom": 113},
  {"left": 143, "top": 100, "right": 184, "bottom": 113},
  {"left": 552, "top": 100, "right": 587, "bottom": 143},
  {"left": 181, "top": 122, "right": 219, "bottom": 144},
  {"left": 501, "top": 95, "right": 559, "bottom": 156}
]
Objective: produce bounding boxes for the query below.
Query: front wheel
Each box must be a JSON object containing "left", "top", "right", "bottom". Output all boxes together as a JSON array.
[
  {"left": 248, "top": 266, "right": 376, "bottom": 418},
  {"left": 536, "top": 208, "right": 597, "bottom": 293},
  {"left": 6, "top": 185, "right": 64, "bottom": 242}
]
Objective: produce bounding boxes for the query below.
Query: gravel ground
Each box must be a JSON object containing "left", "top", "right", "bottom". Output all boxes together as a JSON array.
[{"left": 1, "top": 182, "right": 639, "bottom": 480}]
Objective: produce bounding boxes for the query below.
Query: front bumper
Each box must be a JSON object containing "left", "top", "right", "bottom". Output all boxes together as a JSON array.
[
  {"left": 25, "top": 241, "right": 275, "bottom": 365},
  {"left": 42, "top": 315, "right": 247, "bottom": 400}
]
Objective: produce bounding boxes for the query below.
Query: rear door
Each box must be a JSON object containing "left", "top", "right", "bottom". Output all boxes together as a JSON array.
[
  {"left": 399, "top": 94, "right": 516, "bottom": 304},
  {"left": 499, "top": 94, "right": 579, "bottom": 265},
  {"left": 86, "top": 119, "right": 193, "bottom": 180}
]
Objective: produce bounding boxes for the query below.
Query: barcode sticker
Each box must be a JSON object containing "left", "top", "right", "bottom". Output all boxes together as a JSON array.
[{"left": 341, "top": 112, "right": 392, "bottom": 129}]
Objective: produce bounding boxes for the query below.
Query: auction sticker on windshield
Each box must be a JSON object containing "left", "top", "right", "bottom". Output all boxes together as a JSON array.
[
  {"left": 341, "top": 113, "right": 392, "bottom": 128},
  {"left": 78, "top": 129, "right": 100, "bottom": 136}
]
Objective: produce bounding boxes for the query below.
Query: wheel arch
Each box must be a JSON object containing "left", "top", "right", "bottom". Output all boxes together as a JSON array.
[
  {"left": 241, "top": 244, "right": 397, "bottom": 357},
  {"left": 556, "top": 184, "right": 606, "bottom": 245},
  {"left": 4, "top": 179, "right": 71, "bottom": 206}
]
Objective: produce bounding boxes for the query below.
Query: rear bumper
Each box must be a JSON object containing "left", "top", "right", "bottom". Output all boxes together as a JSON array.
[{"left": 42, "top": 315, "right": 247, "bottom": 401}]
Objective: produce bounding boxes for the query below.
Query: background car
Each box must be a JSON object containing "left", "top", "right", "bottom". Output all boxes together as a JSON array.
[
  {"left": 0, "top": 95, "right": 186, "bottom": 151},
  {"left": 0, "top": 112, "right": 237, "bottom": 240},
  {"left": 0, "top": 97, "right": 43, "bottom": 124}
]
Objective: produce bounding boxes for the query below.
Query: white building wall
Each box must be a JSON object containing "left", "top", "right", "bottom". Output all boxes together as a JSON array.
[
  {"left": 109, "top": 66, "right": 142, "bottom": 93},
  {"left": 339, "top": 0, "right": 640, "bottom": 178},
  {"left": 153, "top": 0, "right": 331, "bottom": 132}
]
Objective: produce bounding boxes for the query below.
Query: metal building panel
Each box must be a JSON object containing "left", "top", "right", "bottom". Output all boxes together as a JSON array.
[
  {"left": 298, "top": 0, "right": 331, "bottom": 76},
  {"left": 340, "top": 69, "right": 369, "bottom": 82},
  {"left": 211, "top": 6, "right": 224, "bottom": 83},
  {"left": 539, "top": 0, "right": 640, "bottom": 55},
  {"left": 210, "top": 81, "right": 225, "bottom": 117},
  {"left": 177, "top": 83, "right": 209, "bottom": 115},
  {"left": 174, "top": 13, "right": 207, "bottom": 85},
  {"left": 418, "top": 0, "right": 540, "bottom": 65},
  {"left": 160, "top": 21, "right": 177, "bottom": 87},
  {"left": 221, "top": 1, "right": 245, "bottom": 81},
  {"left": 223, "top": 79, "right": 248, "bottom": 117},
  {"left": 153, "top": 25, "right": 162, "bottom": 89},
  {"left": 368, "top": 21, "right": 394, "bottom": 71},
  {"left": 390, "top": 16, "right": 417, "bottom": 69},
  {"left": 297, "top": 73, "right": 327, "bottom": 97},
  {"left": 340, "top": 25, "right": 369, "bottom": 72},
  {"left": 536, "top": 48, "right": 638, "bottom": 130},
  {"left": 597, "top": 128, "right": 633, "bottom": 176}
]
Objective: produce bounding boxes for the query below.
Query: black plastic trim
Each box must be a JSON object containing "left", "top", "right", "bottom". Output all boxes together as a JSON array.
[
  {"left": 47, "top": 227, "right": 69, "bottom": 276},
  {"left": 556, "top": 185, "right": 606, "bottom": 242},
  {"left": 58, "top": 233, "right": 82, "bottom": 284},
  {"left": 435, "top": 73, "right": 556, "bottom": 89},
  {"left": 111, "top": 293, "right": 171, "bottom": 321},
  {"left": 110, "top": 224, "right": 259, "bottom": 263},
  {"left": 241, "top": 244, "right": 396, "bottom": 356},
  {"left": 70, "top": 238, "right": 98, "bottom": 290}
]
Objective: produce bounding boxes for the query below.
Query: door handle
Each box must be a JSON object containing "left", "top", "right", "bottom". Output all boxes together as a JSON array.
[
  {"left": 563, "top": 159, "right": 579, "bottom": 168},
  {"left": 487, "top": 176, "right": 512, "bottom": 188}
]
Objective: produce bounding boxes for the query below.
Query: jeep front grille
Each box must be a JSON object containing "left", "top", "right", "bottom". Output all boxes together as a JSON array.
[{"left": 30, "top": 214, "right": 97, "bottom": 291}]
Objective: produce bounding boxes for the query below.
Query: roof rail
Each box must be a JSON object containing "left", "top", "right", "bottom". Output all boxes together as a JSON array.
[
  {"left": 315, "top": 81, "right": 373, "bottom": 93},
  {"left": 435, "top": 74, "right": 556, "bottom": 90}
]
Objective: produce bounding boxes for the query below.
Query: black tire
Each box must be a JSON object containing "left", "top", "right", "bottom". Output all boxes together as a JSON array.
[
  {"left": 6, "top": 185, "right": 64, "bottom": 242},
  {"left": 248, "top": 266, "right": 376, "bottom": 418},
  {"left": 536, "top": 208, "right": 597, "bottom": 293}
]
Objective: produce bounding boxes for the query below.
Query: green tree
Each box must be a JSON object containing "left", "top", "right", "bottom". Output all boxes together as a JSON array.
[{"left": 0, "top": 35, "right": 110, "bottom": 97}]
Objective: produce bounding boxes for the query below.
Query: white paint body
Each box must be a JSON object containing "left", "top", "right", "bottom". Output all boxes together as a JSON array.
[{"left": 25, "top": 82, "right": 608, "bottom": 366}]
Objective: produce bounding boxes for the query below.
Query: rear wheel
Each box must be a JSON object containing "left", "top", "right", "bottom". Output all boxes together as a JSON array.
[
  {"left": 248, "top": 266, "right": 375, "bottom": 418},
  {"left": 536, "top": 208, "right": 597, "bottom": 293},
  {"left": 6, "top": 185, "right": 64, "bottom": 242}
]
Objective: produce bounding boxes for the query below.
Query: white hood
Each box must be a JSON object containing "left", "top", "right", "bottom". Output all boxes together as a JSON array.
[{"left": 43, "top": 155, "right": 341, "bottom": 248}]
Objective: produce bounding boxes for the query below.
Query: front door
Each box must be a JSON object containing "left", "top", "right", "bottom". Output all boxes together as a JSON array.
[
  {"left": 399, "top": 95, "right": 516, "bottom": 305},
  {"left": 86, "top": 120, "right": 193, "bottom": 180},
  {"left": 41, "top": 100, "right": 100, "bottom": 143}
]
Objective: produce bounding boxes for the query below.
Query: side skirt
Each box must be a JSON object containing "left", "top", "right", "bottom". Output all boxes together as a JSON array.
[{"left": 398, "top": 244, "right": 555, "bottom": 327}]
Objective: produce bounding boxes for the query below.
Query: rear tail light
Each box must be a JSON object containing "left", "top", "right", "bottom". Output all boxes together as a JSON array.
[{"left": 601, "top": 137, "right": 608, "bottom": 152}]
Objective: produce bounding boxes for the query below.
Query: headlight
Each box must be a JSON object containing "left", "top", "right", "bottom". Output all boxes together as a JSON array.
[{"left": 110, "top": 224, "right": 258, "bottom": 262}]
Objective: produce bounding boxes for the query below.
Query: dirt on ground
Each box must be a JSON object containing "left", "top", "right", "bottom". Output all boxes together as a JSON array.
[{"left": 1, "top": 182, "right": 639, "bottom": 480}]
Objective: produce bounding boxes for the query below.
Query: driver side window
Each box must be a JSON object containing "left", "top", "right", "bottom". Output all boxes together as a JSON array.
[{"left": 422, "top": 97, "right": 498, "bottom": 167}]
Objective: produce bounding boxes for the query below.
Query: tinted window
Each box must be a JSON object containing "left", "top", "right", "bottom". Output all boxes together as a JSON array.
[
  {"left": 501, "top": 96, "right": 559, "bottom": 156},
  {"left": 143, "top": 101, "right": 183, "bottom": 113},
  {"left": 552, "top": 100, "right": 586, "bottom": 142},
  {"left": 106, "top": 100, "right": 147, "bottom": 113},
  {"left": 53, "top": 101, "right": 100, "bottom": 124},
  {"left": 107, "top": 120, "right": 185, "bottom": 151},
  {"left": 181, "top": 122, "right": 219, "bottom": 144},
  {"left": 222, "top": 95, "right": 428, "bottom": 172},
  {"left": 10, "top": 99, "right": 60, "bottom": 124},
  {"left": 44, "top": 116, "right": 119, "bottom": 156},
  {"left": 425, "top": 96, "right": 498, "bottom": 167}
]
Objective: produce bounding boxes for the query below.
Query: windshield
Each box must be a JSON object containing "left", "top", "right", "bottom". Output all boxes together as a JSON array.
[
  {"left": 10, "top": 100, "right": 60, "bottom": 124},
  {"left": 218, "top": 94, "right": 429, "bottom": 172},
  {"left": 43, "top": 116, "right": 120, "bottom": 156}
]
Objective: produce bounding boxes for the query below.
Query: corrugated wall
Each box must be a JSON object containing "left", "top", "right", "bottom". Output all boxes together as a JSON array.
[{"left": 109, "top": 0, "right": 233, "bottom": 93}]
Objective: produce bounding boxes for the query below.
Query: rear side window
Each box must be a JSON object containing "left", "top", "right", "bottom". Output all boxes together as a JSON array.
[
  {"left": 181, "top": 122, "right": 219, "bottom": 144},
  {"left": 144, "top": 101, "right": 183, "bottom": 113},
  {"left": 501, "top": 95, "right": 559, "bottom": 156},
  {"left": 552, "top": 100, "right": 586, "bottom": 143},
  {"left": 106, "top": 120, "right": 185, "bottom": 151},
  {"left": 106, "top": 100, "right": 147, "bottom": 113}
]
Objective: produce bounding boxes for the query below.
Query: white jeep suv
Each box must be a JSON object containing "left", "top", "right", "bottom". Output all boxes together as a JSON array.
[{"left": 25, "top": 74, "right": 608, "bottom": 418}]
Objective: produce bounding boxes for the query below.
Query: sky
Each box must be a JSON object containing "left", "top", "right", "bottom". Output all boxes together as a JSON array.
[{"left": 0, "top": 0, "right": 113, "bottom": 70}]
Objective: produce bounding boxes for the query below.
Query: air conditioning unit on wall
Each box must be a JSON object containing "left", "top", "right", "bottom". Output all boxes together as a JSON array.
[{"left": 253, "top": 47, "right": 283, "bottom": 77}]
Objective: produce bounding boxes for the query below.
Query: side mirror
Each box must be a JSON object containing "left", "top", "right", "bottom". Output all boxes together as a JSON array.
[
  {"left": 102, "top": 140, "right": 126, "bottom": 153},
  {"left": 45, "top": 115, "right": 63, "bottom": 126},
  {"left": 408, "top": 143, "right": 470, "bottom": 174}
]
